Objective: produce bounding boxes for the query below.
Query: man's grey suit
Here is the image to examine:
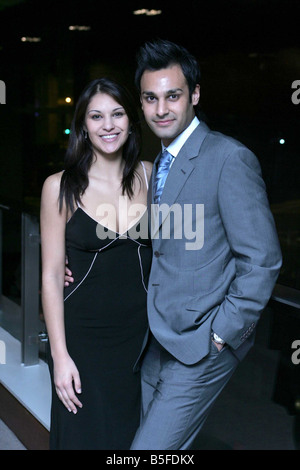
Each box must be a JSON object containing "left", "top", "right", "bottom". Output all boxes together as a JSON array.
[{"left": 131, "top": 121, "right": 282, "bottom": 449}]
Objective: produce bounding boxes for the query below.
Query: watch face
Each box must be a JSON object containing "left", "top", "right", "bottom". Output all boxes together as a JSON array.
[{"left": 213, "top": 333, "right": 224, "bottom": 344}]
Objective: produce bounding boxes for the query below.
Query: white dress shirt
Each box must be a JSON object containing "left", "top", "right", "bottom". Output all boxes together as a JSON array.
[{"left": 162, "top": 116, "right": 200, "bottom": 166}]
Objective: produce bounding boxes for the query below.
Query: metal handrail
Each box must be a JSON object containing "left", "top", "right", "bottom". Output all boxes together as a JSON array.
[{"left": 271, "top": 284, "right": 300, "bottom": 310}]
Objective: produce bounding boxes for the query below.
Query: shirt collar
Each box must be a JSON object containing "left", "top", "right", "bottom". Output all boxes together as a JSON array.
[{"left": 161, "top": 116, "right": 200, "bottom": 157}]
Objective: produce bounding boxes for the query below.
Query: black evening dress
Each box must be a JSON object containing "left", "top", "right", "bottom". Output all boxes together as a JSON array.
[{"left": 48, "top": 201, "right": 151, "bottom": 450}]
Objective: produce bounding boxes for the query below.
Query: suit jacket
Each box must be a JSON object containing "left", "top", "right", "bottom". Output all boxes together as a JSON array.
[{"left": 145, "top": 121, "right": 282, "bottom": 364}]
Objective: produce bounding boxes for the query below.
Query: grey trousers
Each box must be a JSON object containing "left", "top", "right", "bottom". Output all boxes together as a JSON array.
[{"left": 131, "top": 335, "right": 239, "bottom": 450}]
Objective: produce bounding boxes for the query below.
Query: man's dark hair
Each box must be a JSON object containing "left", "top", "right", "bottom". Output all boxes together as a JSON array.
[{"left": 135, "top": 39, "right": 203, "bottom": 118}]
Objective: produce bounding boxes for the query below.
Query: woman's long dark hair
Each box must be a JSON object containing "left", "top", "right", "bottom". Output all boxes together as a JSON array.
[{"left": 59, "top": 78, "right": 142, "bottom": 213}]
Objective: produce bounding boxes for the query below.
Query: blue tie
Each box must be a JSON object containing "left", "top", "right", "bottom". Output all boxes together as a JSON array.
[{"left": 154, "top": 149, "right": 174, "bottom": 204}]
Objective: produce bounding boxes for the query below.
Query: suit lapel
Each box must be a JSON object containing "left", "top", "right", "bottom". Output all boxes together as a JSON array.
[{"left": 150, "top": 122, "right": 210, "bottom": 238}]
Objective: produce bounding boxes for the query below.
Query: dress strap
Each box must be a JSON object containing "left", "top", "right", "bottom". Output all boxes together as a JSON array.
[{"left": 140, "top": 161, "right": 149, "bottom": 190}]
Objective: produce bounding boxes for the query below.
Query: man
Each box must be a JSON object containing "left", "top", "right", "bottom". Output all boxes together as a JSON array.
[
  {"left": 129, "top": 39, "right": 282, "bottom": 450},
  {"left": 65, "top": 39, "right": 282, "bottom": 449}
]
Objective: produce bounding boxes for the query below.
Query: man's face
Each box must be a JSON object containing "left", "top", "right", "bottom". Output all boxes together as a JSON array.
[{"left": 140, "top": 64, "right": 200, "bottom": 147}]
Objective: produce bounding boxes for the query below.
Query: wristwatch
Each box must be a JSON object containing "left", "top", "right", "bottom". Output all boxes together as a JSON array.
[{"left": 212, "top": 332, "right": 225, "bottom": 345}]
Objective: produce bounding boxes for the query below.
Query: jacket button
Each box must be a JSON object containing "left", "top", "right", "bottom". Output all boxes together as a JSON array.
[{"left": 154, "top": 251, "right": 160, "bottom": 258}]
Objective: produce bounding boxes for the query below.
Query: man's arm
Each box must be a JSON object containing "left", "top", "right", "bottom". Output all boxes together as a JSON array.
[
  {"left": 64, "top": 259, "right": 74, "bottom": 286},
  {"left": 212, "top": 146, "right": 282, "bottom": 350}
]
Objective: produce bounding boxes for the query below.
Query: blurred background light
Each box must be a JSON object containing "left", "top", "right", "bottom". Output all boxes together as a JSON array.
[
  {"left": 21, "top": 36, "right": 41, "bottom": 42},
  {"left": 133, "top": 9, "right": 162, "bottom": 16},
  {"left": 69, "top": 25, "right": 91, "bottom": 31}
]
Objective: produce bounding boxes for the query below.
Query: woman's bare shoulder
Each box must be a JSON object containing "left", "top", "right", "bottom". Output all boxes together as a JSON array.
[
  {"left": 42, "top": 171, "right": 63, "bottom": 193},
  {"left": 141, "top": 160, "right": 153, "bottom": 180},
  {"left": 41, "top": 172, "right": 65, "bottom": 208},
  {"left": 141, "top": 160, "right": 153, "bottom": 171}
]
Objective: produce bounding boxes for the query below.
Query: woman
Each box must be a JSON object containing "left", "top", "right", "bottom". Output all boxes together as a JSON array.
[{"left": 40, "top": 78, "right": 152, "bottom": 449}]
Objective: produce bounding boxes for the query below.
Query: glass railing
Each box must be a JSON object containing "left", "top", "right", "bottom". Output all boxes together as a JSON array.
[
  {"left": 0, "top": 201, "right": 299, "bottom": 446},
  {"left": 0, "top": 204, "right": 47, "bottom": 366},
  {"left": 0, "top": 204, "right": 299, "bottom": 370}
]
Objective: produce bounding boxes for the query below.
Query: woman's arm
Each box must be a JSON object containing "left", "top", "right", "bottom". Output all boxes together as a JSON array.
[{"left": 40, "top": 173, "right": 82, "bottom": 414}]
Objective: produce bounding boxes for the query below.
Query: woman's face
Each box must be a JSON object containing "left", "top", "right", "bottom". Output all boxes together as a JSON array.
[{"left": 84, "top": 92, "right": 130, "bottom": 158}]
